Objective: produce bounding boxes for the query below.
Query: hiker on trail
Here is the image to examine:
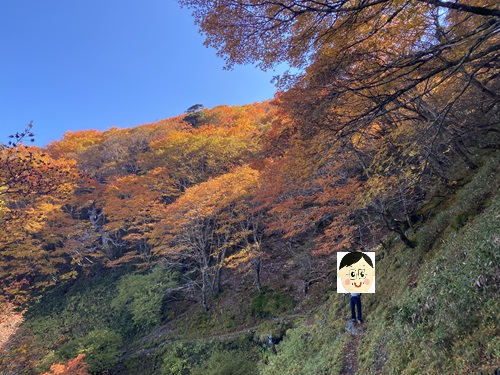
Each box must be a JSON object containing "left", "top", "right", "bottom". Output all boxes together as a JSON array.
[
  {"left": 349, "top": 292, "right": 362, "bottom": 323},
  {"left": 338, "top": 252, "right": 375, "bottom": 323}
]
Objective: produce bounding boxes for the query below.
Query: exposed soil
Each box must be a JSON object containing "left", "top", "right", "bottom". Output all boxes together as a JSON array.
[{"left": 341, "top": 320, "right": 365, "bottom": 375}]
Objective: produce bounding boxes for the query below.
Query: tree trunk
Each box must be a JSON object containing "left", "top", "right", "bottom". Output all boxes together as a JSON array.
[
  {"left": 382, "top": 212, "right": 416, "bottom": 248},
  {"left": 452, "top": 138, "right": 478, "bottom": 170},
  {"left": 398, "top": 231, "right": 416, "bottom": 249},
  {"left": 201, "top": 272, "right": 209, "bottom": 312},
  {"left": 212, "top": 265, "right": 222, "bottom": 297},
  {"left": 253, "top": 256, "right": 265, "bottom": 294}
]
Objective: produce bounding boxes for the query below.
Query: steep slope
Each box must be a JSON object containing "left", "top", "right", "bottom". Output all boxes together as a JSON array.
[{"left": 260, "top": 152, "right": 499, "bottom": 374}]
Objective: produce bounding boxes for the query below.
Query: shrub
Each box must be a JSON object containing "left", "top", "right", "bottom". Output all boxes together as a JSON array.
[
  {"left": 191, "top": 350, "right": 258, "bottom": 375},
  {"left": 160, "top": 341, "right": 211, "bottom": 375},
  {"left": 25, "top": 268, "right": 127, "bottom": 343},
  {"left": 416, "top": 153, "right": 498, "bottom": 252},
  {"left": 40, "top": 354, "right": 90, "bottom": 375},
  {"left": 111, "top": 266, "right": 178, "bottom": 329},
  {"left": 388, "top": 192, "right": 500, "bottom": 373},
  {"left": 251, "top": 291, "right": 296, "bottom": 319},
  {"left": 260, "top": 323, "right": 346, "bottom": 375},
  {"left": 78, "top": 329, "right": 123, "bottom": 374}
]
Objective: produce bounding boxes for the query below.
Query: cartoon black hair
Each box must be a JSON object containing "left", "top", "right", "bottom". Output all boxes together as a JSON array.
[{"left": 339, "top": 252, "right": 374, "bottom": 269}]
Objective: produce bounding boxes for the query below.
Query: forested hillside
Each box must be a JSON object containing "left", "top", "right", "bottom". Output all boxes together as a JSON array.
[{"left": 1, "top": 0, "right": 499, "bottom": 373}]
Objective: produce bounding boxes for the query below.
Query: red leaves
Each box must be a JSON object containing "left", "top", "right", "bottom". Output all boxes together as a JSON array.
[{"left": 40, "top": 354, "right": 90, "bottom": 375}]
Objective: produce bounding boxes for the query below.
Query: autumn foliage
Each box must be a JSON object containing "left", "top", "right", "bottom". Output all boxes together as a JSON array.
[
  {"left": 0, "top": 0, "right": 498, "bottom": 372},
  {"left": 2, "top": 0, "right": 499, "bottom": 368},
  {"left": 40, "top": 354, "right": 90, "bottom": 375},
  {"left": 2, "top": 65, "right": 497, "bottom": 311}
]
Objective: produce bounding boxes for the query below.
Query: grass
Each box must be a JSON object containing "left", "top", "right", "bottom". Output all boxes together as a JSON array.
[
  {"left": 6, "top": 152, "right": 498, "bottom": 375},
  {"left": 260, "top": 152, "right": 499, "bottom": 375},
  {"left": 361, "top": 153, "right": 499, "bottom": 374}
]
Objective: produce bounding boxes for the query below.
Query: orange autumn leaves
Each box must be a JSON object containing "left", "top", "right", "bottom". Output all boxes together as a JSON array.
[
  {"left": 152, "top": 165, "right": 262, "bottom": 307},
  {"left": 2, "top": 92, "right": 470, "bottom": 304},
  {"left": 40, "top": 354, "right": 89, "bottom": 375},
  {"left": 0, "top": 104, "right": 276, "bottom": 298},
  {"left": 0, "top": 104, "right": 393, "bottom": 287},
  {"left": 0, "top": 144, "right": 82, "bottom": 300}
]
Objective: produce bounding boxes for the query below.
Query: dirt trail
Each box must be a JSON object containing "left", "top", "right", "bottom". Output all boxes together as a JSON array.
[
  {"left": 127, "top": 313, "right": 306, "bottom": 359},
  {"left": 125, "top": 314, "right": 367, "bottom": 375},
  {"left": 341, "top": 320, "right": 364, "bottom": 375}
]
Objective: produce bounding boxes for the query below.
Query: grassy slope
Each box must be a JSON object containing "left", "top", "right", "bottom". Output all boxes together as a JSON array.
[
  {"left": 4, "top": 153, "right": 498, "bottom": 375},
  {"left": 261, "top": 151, "right": 499, "bottom": 375}
]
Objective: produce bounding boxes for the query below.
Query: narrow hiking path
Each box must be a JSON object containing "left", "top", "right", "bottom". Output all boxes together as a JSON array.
[
  {"left": 127, "top": 313, "right": 368, "bottom": 375},
  {"left": 126, "top": 313, "right": 307, "bottom": 359},
  {"left": 341, "top": 320, "right": 365, "bottom": 375}
]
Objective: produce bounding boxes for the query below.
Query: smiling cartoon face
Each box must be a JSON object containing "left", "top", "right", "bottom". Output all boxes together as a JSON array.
[
  {"left": 338, "top": 252, "right": 375, "bottom": 293},
  {"left": 341, "top": 257, "right": 374, "bottom": 293}
]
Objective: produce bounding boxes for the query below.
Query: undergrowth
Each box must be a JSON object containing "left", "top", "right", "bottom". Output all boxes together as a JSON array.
[
  {"left": 5, "top": 153, "right": 498, "bottom": 375},
  {"left": 258, "top": 152, "right": 499, "bottom": 375}
]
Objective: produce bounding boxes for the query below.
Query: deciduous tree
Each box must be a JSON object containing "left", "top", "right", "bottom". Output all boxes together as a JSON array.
[
  {"left": 153, "top": 165, "right": 263, "bottom": 309},
  {"left": 182, "top": 0, "right": 499, "bottom": 172},
  {"left": 0, "top": 142, "right": 80, "bottom": 299}
]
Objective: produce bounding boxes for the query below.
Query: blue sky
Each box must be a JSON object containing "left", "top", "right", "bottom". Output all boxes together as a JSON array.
[{"left": 0, "top": 0, "right": 284, "bottom": 147}]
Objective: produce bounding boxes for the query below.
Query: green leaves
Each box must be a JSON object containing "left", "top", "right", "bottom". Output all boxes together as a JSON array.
[
  {"left": 78, "top": 329, "right": 123, "bottom": 373},
  {"left": 111, "top": 266, "right": 179, "bottom": 329}
]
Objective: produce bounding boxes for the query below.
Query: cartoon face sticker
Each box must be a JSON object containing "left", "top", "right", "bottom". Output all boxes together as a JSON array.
[{"left": 337, "top": 252, "right": 375, "bottom": 293}]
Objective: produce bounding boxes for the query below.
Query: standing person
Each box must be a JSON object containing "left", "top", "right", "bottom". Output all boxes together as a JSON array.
[
  {"left": 350, "top": 293, "right": 362, "bottom": 323},
  {"left": 338, "top": 252, "right": 375, "bottom": 324}
]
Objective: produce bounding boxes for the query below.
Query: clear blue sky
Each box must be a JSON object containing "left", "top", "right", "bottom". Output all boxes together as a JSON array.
[{"left": 0, "top": 0, "right": 284, "bottom": 147}]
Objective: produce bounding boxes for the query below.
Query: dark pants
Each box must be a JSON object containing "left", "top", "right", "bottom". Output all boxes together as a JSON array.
[{"left": 350, "top": 295, "right": 362, "bottom": 321}]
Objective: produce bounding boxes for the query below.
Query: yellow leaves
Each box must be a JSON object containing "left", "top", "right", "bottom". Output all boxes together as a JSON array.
[
  {"left": 355, "top": 174, "right": 399, "bottom": 207},
  {"left": 154, "top": 165, "right": 261, "bottom": 262},
  {"left": 0, "top": 147, "right": 84, "bottom": 294},
  {"left": 60, "top": 270, "right": 78, "bottom": 281},
  {"left": 0, "top": 196, "right": 6, "bottom": 215},
  {"left": 47, "top": 130, "right": 104, "bottom": 159},
  {"left": 172, "top": 165, "right": 260, "bottom": 215},
  {"left": 22, "top": 202, "right": 61, "bottom": 233},
  {"left": 224, "top": 242, "right": 262, "bottom": 269},
  {"left": 146, "top": 104, "right": 271, "bottom": 189}
]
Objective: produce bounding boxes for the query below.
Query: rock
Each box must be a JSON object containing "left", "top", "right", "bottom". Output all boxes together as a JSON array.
[{"left": 346, "top": 319, "right": 363, "bottom": 336}]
